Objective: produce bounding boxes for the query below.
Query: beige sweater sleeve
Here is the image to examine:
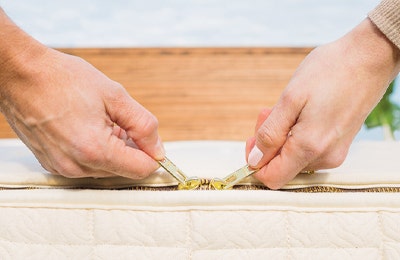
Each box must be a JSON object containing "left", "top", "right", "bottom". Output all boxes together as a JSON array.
[{"left": 368, "top": 0, "right": 400, "bottom": 50}]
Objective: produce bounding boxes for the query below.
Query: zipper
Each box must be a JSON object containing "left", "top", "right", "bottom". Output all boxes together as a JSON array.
[
  {"left": 131, "top": 185, "right": 400, "bottom": 192},
  {"left": 123, "top": 182, "right": 400, "bottom": 192},
  {"left": 158, "top": 157, "right": 260, "bottom": 190},
  {"left": 0, "top": 182, "right": 399, "bottom": 192},
  {"left": 1, "top": 157, "right": 399, "bottom": 192},
  {"left": 155, "top": 157, "right": 400, "bottom": 192}
]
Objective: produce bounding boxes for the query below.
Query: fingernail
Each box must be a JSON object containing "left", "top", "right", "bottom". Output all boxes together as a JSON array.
[{"left": 248, "top": 145, "right": 264, "bottom": 167}]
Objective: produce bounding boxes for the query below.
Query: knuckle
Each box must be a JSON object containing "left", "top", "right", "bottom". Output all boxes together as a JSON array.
[
  {"left": 139, "top": 114, "right": 159, "bottom": 137},
  {"left": 110, "top": 83, "right": 126, "bottom": 97},
  {"left": 280, "top": 91, "right": 297, "bottom": 107},
  {"left": 279, "top": 88, "right": 304, "bottom": 111},
  {"left": 256, "top": 127, "right": 277, "bottom": 148},
  {"left": 105, "top": 83, "right": 129, "bottom": 104}
]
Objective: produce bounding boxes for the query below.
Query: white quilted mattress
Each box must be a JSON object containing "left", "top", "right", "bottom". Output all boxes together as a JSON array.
[{"left": 1, "top": 139, "right": 400, "bottom": 259}]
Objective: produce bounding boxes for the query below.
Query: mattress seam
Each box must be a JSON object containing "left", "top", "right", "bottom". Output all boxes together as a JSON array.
[
  {"left": 2, "top": 205, "right": 400, "bottom": 214},
  {"left": 0, "top": 239, "right": 389, "bottom": 249}
]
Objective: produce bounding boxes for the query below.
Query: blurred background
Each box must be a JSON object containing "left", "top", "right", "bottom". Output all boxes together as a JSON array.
[
  {"left": 1, "top": 0, "right": 399, "bottom": 140},
  {"left": 0, "top": 0, "right": 380, "bottom": 47}
]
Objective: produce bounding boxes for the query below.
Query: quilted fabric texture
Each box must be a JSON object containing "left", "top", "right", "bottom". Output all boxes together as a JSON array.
[
  {"left": 1, "top": 139, "right": 400, "bottom": 259},
  {"left": 0, "top": 189, "right": 399, "bottom": 260}
]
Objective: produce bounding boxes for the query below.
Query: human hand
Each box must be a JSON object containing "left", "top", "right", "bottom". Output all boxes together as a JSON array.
[
  {"left": 246, "top": 19, "right": 400, "bottom": 189},
  {"left": 0, "top": 44, "right": 164, "bottom": 179}
]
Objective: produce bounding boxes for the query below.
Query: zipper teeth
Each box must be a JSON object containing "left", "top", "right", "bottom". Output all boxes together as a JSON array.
[
  {"left": 288, "top": 186, "right": 400, "bottom": 193},
  {"left": 0, "top": 187, "right": 41, "bottom": 191},
  {"left": 125, "top": 185, "right": 400, "bottom": 192},
  {"left": 0, "top": 184, "right": 400, "bottom": 192}
]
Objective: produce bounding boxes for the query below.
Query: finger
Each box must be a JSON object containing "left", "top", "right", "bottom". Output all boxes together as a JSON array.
[
  {"left": 254, "top": 136, "right": 309, "bottom": 189},
  {"left": 245, "top": 108, "right": 272, "bottom": 160},
  {"left": 106, "top": 87, "right": 165, "bottom": 160},
  {"left": 248, "top": 95, "right": 304, "bottom": 169},
  {"left": 245, "top": 137, "right": 256, "bottom": 159},
  {"left": 100, "top": 134, "right": 160, "bottom": 179},
  {"left": 112, "top": 125, "right": 139, "bottom": 149},
  {"left": 112, "top": 125, "right": 128, "bottom": 141},
  {"left": 255, "top": 108, "right": 272, "bottom": 131}
]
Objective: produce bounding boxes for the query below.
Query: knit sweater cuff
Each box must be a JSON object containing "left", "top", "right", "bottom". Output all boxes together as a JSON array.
[{"left": 368, "top": 0, "right": 400, "bottom": 50}]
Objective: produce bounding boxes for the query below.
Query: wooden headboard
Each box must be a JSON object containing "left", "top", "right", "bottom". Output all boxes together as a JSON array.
[{"left": 0, "top": 47, "right": 311, "bottom": 141}]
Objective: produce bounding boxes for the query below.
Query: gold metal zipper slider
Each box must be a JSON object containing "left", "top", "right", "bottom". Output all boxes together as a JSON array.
[
  {"left": 210, "top": 165, "right": 258, "bottom": 190},
  {"left": 158, "top": 157, "right": 201, "bottom": 190}
]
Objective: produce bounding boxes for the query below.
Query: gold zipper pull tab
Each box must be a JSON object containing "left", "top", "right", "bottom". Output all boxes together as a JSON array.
[
  {"left": 158, "top": 157, "right": 200, "bottom": 190},
  {"left": 181, "top": 177, "right": 202, "bottom": 190},
  {"left": 210, "top": 165, "right": 258, "bottom": 190}
]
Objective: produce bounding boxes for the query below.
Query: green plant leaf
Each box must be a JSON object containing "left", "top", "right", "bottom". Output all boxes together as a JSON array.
[{"left": 364, "top": 78, "right": 400, "bottom": 138}]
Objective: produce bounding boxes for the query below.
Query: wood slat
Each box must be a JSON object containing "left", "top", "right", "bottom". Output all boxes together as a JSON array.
[{"left": 0, "top": 47, "right": 312, "bottom": 140}]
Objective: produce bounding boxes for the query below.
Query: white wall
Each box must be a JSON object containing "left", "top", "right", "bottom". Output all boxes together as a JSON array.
[{"left": 0, "top": 0, "right": 379, "bottom": 47}]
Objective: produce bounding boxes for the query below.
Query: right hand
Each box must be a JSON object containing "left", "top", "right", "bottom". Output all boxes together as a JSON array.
[{"left": 246, "top": 19, "right": 400, "bottom": 189}]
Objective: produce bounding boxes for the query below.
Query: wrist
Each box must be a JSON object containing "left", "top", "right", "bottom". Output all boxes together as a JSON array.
[
  {"left": 0, "top": 9, "right": 48, "bottom": 89},
  {"left": 340, "top": 18, "right": 400, "bottom": 82},
  {"left": 0, "top": 9, "right": 49, "bottom": 110}
]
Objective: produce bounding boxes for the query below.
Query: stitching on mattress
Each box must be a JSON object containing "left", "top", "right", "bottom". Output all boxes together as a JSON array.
[
  {"left": 378, "top": 211, "right": 384, "bottom": 260},
  {"left": 2, "top": 205, "right": 400, "bottom": 214},
  {"left": 186, "top": 211, "right": 193, "bottom": 259},
  {"left": 285, "top": 211, "right": 290, "bottom": 259},
  {"left": 89, "top": 209, "right": 95, "bottom": 259},
  {"left": 0, "top": 239, "right": 90, "bottom": 247},
  {"left": 0, "top": 240, "right": 388, "bottom": 249},
  {"left": 0, "top": 209, "right": 398, "bottom": 252}
]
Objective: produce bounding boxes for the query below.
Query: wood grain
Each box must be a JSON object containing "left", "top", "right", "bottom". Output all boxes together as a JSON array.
[{"left": 0, "top": 47, "right": 312, "bottom": 140}]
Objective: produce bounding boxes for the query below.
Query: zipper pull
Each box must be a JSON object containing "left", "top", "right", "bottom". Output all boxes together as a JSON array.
[
  {"left": 158, "top": 157, "right": 201, "bottom": 190},
  {"left": 210, "top": 165, "right": 258, "bottom": 190}
]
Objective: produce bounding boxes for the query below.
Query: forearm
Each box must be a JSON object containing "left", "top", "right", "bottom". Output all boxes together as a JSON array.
[
  {"left": 0, "top": 8, "right": 47, "bottom": 95},
  {"left": 0, "top": 7, "right": 49, "bottom": 115}
]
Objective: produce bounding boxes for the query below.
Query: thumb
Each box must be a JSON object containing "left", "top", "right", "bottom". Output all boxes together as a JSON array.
[
  {"left": 106, "top": 87, "right": 165, "bottom": 160},
  {"left": 248, "top": 97, "right": 301, "bottom": 168},
  {"left": 245, "top": 107, "right": 272, "bottom": 158}
]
